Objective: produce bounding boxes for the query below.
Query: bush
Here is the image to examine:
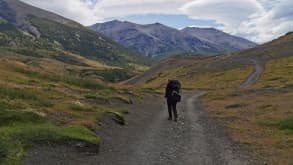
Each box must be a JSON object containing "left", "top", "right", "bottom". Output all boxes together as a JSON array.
[
  {"left": 279, "top": 117, "right": 293, "bottom": 130},
  {"left": 225, "top": 103, "right": 245, "bottom": 109}
]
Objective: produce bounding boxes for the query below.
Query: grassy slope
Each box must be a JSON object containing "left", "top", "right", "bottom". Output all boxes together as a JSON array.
[
  {"left": 28, "top": 16, "right": 148, "bottom": 67},
  {"left": 0, "top": 51, "right": 142, "bottom": 164},
  {"left": 0, "top": 22, "right": 150, "bottom": 164},
  {"left": 0, "top": 20, "right": 147, "bottom": 82},
  {"left": 141, "top": 55, "right": 293, "bottom": 164},
  {"left": 202, "top": 56, "right": 293, "bottom": 164}
]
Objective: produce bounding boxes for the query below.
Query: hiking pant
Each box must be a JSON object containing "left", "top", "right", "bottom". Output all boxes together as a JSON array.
[{"left": 167, "top": 99, "right": 177, "bottom": 119}]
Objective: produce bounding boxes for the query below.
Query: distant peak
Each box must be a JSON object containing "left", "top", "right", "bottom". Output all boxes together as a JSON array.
[
  {"left": 184, "top": 26, "right": 218, "bottom": 31},
  {"left": 104, "top": 20, "right": 137, "bottom": 25},
  {"left": 108, "top": 19, "right": 122, "bottom": 23},
  {"left": 145, "top": 22, "right": 167, "bottom": 27}
]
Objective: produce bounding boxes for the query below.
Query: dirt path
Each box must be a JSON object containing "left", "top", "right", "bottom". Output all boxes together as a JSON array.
[
  {"left": 240, "top": 60, "right": 264, "bottom": 88},
  {"left": 22, "top": 92, "right": 250, "bottom": 165}
]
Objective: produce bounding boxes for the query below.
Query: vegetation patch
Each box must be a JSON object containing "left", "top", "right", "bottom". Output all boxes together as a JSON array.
[
  {"left": 0, "top": 86, "right": 52, "bottom": 107},
  {"left": 85, "top": 93, "right": 132, "bottom": 104},
  {"left": 81, "top": 69, "right": 135, "bottom": 83},
  {"left": 15, "top": 68, "right": 113, "bottom": 90},
  {"left": 0, "top": 105, "right": 100, "bottom": 165},
  {"left": 0, "top": 109, "right": 44, "bottom": 126},
  {"left": 279, "top": 117, "right": 293, "bottom": 131},
  {"left": 225, "top": 103, "right": 246, "bottom": 109},
  {"left": 0, "top": 124, "right": 100, "bottom": 165},
  {"left": 254, "top": 56, "right": 293, "bottom": 89}
]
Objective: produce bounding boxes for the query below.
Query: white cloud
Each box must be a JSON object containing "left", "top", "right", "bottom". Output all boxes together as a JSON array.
[
  {"left": 20, "top": 0, "right": 293, "bottom": 43},
  {"left": 21, "top": 0, "right": 189, "bottom": 25},
  {"left": 21, "top": 0, "right": 103, "bottom": 25},
  {"left": 239, "top": 0, "right": 293, "bottom": 42},
  {"left": 180, "top": 0, "right": 263, "bottom": 32},
  {"left": 180, "top": 0, "right": 293, "bottom": 43}
]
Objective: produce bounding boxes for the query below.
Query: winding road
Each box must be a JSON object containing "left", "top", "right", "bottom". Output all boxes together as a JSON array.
[{"left": 240, "top": 60, "right": 264, "bottom": 88}]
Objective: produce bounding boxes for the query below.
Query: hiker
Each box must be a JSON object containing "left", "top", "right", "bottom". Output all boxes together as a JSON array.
[{"left": 165, "top": 79, "right": 181, "bottom": 122}]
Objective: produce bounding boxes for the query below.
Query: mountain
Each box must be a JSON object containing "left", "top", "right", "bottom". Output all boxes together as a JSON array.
[
  {"left": 181, "top": 27, "right": 257, "bottom": 51},
  {"left": 0, "top": 0, "right": 148, "bottom": 67},
  {"left": 90, "top": 20, "right": 257, "bottom": 57},
  {"left": 125, "top": 32, "right": 293, "bottom": 85}
]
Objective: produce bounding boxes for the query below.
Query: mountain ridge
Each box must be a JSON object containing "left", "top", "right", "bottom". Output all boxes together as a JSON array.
[
  {"left": 90, "top": 20, "right": 257, "bottom": 57},
  {"left": 181, "top": 27, "right": 257, "bottom": 51},
  {"left": 0, "top": 0, "right": 148, "bottom": 67}
]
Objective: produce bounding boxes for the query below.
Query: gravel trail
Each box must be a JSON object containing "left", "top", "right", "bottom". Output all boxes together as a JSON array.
[
  {"left": 22, "top": 92, "right": 250, "bottom": 165},
  {"left": 241, "top": 60, "right": 264, "bottom": 88}
]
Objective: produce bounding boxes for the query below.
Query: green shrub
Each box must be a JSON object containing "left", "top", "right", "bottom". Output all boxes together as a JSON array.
[
  {"left": 279, "top": 117, "right": 293, "bottom": 130},
  {"left": 225, "top": 103, "right": 245, "bottom": 109},
  {"left": 0, "top": 102, "right": 13, "bottom": 111}
]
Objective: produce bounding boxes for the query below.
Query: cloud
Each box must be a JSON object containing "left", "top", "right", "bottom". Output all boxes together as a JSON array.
[
  {"left": 180, "top": 0, "right": 263, "bottom": 31},
  {"left": 21, "top": 0, "right": 103, "bottom": 25},
  {"left": 20, "top": 0, "right": 293, "bottom": 43},
  {"left": 180, "top": 0, "right": 293, "bottom": 43},
  {"left": 94, "top": 0, "right": 189, "bottom": 17},
  {"left": 21, "top": 0, "right": 189, "bottom": 25},
  {"left": 240, "top": 0, "right": 293, "bottom": 42}
]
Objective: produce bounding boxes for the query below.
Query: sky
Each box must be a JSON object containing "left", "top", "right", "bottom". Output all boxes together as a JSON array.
[{"left": 20, "top": 0, "right": 293, "bottom": 43}]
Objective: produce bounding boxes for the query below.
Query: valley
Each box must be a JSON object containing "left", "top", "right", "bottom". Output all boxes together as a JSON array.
[{"left": 0, "top": 0, "right": 292, "bottom": 165}]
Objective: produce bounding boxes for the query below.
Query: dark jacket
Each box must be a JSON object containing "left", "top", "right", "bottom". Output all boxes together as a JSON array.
[{"left": 165, "top": 80, "right": 181, "bottom": 99}]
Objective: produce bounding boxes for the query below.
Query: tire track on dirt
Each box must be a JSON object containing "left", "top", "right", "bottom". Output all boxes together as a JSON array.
[{"left": 240, "top": 60, "right": 265, "bottom": 88}]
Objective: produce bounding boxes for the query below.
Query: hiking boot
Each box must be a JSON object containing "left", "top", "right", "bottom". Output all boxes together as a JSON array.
[
  {"left": 174, "top": 118, "right": 177, "bottom": 122},
  {"left": 168, "top": 117, "right": 172, "bottom": 120}
]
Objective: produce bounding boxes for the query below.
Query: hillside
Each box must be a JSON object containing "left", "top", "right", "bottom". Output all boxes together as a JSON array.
[
  {"left": 0, "top": 0, "right": 148, "bottom": 67},
  {"left": 90, "top": 20, "right": 257, "bottom": 57},
  {"left": 0, "top": 1, "right": 152, "bottom": 164},
  {"left": 133, "top": 32, "right": 293, "bottom": 164},
  {"left": 0, "top": 1, "right": 291, "bottom": 164},
  {"left": 126, "top": 32, "right": 293, "bottom": 85},
  {"left": 182, "top": 27, "right": 257, "bottom": 51}
]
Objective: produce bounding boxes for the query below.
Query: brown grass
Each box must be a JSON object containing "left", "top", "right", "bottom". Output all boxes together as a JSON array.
[{"left": 202, "top": 56, "right": 293, "bottom": 164}]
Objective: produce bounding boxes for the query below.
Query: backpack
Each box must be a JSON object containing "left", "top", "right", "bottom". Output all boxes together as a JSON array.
[
  {"left": 171, "top": 90, "right": 181, "bottom": 102},
  {"left": 169, "top": 80, "right": 181, "bottom": 102}
]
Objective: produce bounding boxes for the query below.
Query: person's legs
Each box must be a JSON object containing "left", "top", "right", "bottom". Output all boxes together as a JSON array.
[
  {"left": 167, "top": 99, "right": 172, "bottom": 120},
  {"left": 172, "top": 102, "right": 178, "bottom": 121}
]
